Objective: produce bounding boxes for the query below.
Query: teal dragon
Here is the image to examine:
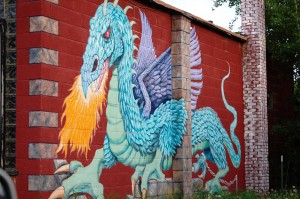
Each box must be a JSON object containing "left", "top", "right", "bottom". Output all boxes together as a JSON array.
[{"left": 49, "top": 1, "right": 241, "bottom": 198}]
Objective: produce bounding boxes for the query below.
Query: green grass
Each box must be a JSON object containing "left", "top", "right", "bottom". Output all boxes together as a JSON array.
[{"left": 192, "top": 188, "right": 299, "bottom": 199}]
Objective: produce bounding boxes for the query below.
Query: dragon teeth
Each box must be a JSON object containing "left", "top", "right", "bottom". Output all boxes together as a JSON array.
[{"left": 92, "top": 76, "right": 101, "bottom": 92}]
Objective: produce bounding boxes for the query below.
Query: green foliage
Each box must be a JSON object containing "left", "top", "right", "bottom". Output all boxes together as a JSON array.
[
  {"left": 192, "top": 188, "right": 299, "bottom": 199},
  {"left": 212, "top": 0, "right": 241, "bottom": 15},
  {"left": 193, "top": 190, "right": 259, "bottom": 199},
  {"left": 212, "top": 0, "right": 300, "bottom": 70},
  {"left": 265, "top": 0, "right": 300, "bottom": 68},
  {"left": 272, "top": 118, "right": 300, "bottom": 188}
]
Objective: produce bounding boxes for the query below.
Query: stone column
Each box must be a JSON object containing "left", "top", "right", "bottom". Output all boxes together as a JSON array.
[
  {"left": 171, "top": 14, "right": 192, "bottom": 198},
  {"left": 27, "top": 7, "right": 60, "bottom": 192},
  {"left": 241, "top": 0, "right": 269, "bottom": 193}
]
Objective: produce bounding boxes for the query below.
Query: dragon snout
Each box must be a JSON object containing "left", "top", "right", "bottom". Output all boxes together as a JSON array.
[{"left": 81, "top": 76, "right": 89, "bottom": 99}]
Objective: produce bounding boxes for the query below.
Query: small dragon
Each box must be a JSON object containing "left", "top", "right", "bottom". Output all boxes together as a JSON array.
[{"left": 49, "top": 1, "right": 241, "bottom": 198}]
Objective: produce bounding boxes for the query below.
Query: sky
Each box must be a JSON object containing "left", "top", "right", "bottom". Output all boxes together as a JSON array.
[{"left": 161, "top": 0, "right": 241, "bottom": 32}]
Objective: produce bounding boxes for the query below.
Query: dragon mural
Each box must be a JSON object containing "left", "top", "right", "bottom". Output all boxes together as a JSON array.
[{"left": 49, "top": 0, "right": 241, "bottom": 198}]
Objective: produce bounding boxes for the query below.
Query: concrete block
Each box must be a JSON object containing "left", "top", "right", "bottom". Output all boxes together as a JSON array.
[
  {"left": 30, "top": 16, "right": 58, "bottom": 35},
  {"left": 29, "top": 111, "right": 58, "bottom": 127},
  {"left": 29, "top": 48, "right": 58, "bottom": 66}
]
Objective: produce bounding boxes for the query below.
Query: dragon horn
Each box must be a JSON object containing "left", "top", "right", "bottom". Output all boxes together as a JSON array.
[
  {"left": 103, "top": 0, "right": 108, "bottom": 15},
  {"left": 113, "top": 0, "right": 119, "bottom": 7}
]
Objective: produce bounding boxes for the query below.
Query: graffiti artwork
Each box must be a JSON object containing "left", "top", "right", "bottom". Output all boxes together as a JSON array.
[{"left": 49, "top": 0, "right": 241, "bottom": 198}]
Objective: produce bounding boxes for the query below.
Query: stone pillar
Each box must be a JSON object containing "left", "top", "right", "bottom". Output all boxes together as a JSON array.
[
  {"left": 26, "top": 1, "right": 60, "bottom": 192},
  {"left": 241, "top": 0, "right": 269, "bottom": 193},
  {"left": 171, "top": 15, "right": 192, "bottom": 198}
]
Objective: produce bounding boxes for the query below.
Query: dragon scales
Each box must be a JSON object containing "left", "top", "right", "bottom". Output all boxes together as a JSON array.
[{"left": 49, "top": 0, "right": 241, "bottom": 198}]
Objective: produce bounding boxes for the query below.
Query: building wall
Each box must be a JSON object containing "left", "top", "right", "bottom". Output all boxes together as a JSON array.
[
  {"left": 192, "top": 24, "right": 245, "bottom": 191},
  {"left": 16, "top": 0, "right": 91, "bottom": 198},
  {"left": 15, "top": 0, "right": 245, "bottom": 198}
]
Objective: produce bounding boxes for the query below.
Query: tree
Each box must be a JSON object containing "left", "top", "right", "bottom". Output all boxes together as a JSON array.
[{"left": 213, "top": 0, "right": 299, "bottom": 71}]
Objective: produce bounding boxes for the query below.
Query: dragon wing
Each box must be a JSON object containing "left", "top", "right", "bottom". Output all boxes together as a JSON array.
[
  {"left": 133, "top": 10, "right": 156, "bottom": 73},
  {"left": 190, "top": 27, "right": 203, "bottom": 110},
  {"left": 129, "top": 26, "right": 202, "bottom": 161},
  {"left": 132, "top": 10, "right": 172, "bottom": 119},
  {"left": 130, "top": 15, "right": 202, "bottom": 161}
]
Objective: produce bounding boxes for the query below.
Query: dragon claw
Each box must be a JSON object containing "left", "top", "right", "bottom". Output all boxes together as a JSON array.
[
  {"left": 54, "top": 164, "right": 70, "bottom": 174},
  {"left": 48, "top": 186, "right": 65, "bottom": 199},
  {"left": 50, "top": 149, "right": 105, "bottom": 199},
  {"left": 55, "top": 143, "right": 64, "bottom": 154},
  {"left": 131, "top": 179, "right": 136, "bottom": 196},
  {"left": 205, "top": 177, "right": 224, "bottom": 194},
  {"left": 142, "top": 189, "right": 147, "bottom": 199}
]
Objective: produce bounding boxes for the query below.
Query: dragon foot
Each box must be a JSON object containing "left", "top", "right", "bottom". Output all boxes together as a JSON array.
[
  {"left": 49, "top": 149, "right": 105, "bottom": 199},
  {"left": 205, "top": 177, "right": 228, "bottom": 194},
  {"left": 204, "top": 166, "right": 229, "bottom": 194},
  {"left": 140, "top": 149, "right": 165, "bottom": 198},
  {"left": 193, "top": 153, "right": 207, "bottom": 179},
  {"left": 205, "top": 177, "right": 222, "bottom": 194},
  {"left": 131, "top": 166, "right": 144, "bottom": 196}
]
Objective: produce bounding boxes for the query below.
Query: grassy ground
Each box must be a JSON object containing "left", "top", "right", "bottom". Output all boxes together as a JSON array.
[{"left": 192, "top": 188, "right": 299, "bottom": 199}]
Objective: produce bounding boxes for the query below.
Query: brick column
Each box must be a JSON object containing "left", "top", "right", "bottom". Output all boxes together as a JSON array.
[
  {"left": 171, "top": 15, "right": 192, "bottom": 198},
  {"left": 241, "top": 0, "right": 269, "bottom": 193},
  {"left": 25, "top": 0, "right": 60, "bottom": 193}
]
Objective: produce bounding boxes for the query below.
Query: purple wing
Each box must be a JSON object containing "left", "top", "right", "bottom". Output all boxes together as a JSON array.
[
  {"left": 132, "top": 10, "right": 172, "bottom": 119},
  {"left": 132, "top": 14, "right": 203, "bottom": 118},
  {"left": 133, "top": 10, "right": 156, "bottom": 73},
  {"left": 190, "top": 27, "right": 203, "bottom": 110}
]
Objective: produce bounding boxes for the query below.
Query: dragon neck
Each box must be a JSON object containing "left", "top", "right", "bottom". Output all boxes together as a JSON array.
[{"left": 110, "top": 29, "right": 142, "bottom": 133}]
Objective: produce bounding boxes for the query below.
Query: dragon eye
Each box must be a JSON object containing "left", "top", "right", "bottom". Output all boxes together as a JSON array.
[
  {"left": 91, "top": 54, "right": 99, "bottom": 72},
  {"left": 103, "top": 28, "right": 110, "bottom": 39}
]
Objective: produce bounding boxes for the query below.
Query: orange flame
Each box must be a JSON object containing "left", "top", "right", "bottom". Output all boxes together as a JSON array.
[{"left": 57, "top": 74, "right": 108, "bottom": 158}]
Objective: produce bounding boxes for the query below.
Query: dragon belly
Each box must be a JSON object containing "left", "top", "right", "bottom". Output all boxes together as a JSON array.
[{"left": 106, "top": 68, "right": 154, "bottom": 168}]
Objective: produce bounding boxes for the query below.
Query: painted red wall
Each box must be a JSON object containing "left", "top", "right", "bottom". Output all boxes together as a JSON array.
[
  {"left": 192, "top": 24, "right": 245, "bottom": 191},
  {"left": 16, "top": 0, "right": 172, "bottom": 198},
  {"left": 16, "top": 1, "right": 101, "bottom": 198},
  {"left": 16, "top": 0, "right": 244, "bottom": 198}
]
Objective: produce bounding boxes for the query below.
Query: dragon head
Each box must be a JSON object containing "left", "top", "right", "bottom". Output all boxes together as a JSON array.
[
  {"left": 80, "top": 0, "right": 132, "bottom": 98},
  {"left": 57, "top": 0, "right": 135, "bottom": 157}
]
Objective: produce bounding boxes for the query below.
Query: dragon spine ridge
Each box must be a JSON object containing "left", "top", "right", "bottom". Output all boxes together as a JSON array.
[{"left": 50, "top": 1, "right": 242, "bottom": 198}]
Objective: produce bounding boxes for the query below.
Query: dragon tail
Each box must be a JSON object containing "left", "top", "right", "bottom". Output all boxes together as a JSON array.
[{"left": 221, "top": 64, "right": 241, "bottom": 168}]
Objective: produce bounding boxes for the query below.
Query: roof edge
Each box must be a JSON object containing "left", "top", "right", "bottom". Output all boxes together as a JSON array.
[{"left": 151, "top": 0, "right": 247, "bottom": 42}]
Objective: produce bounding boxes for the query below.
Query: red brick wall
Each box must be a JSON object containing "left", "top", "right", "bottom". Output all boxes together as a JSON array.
[
  {"left": 16, "top": 0, "right": 101, "bottom": 198},
  {"left": 16, "top": 0, "right": 172, "bottom": 198},
  {"left": 16, "top": 0, "right": 244, "bottom": 198},
  {"left": 241, "top": 0, "right": 269, "bottom": 192}
]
